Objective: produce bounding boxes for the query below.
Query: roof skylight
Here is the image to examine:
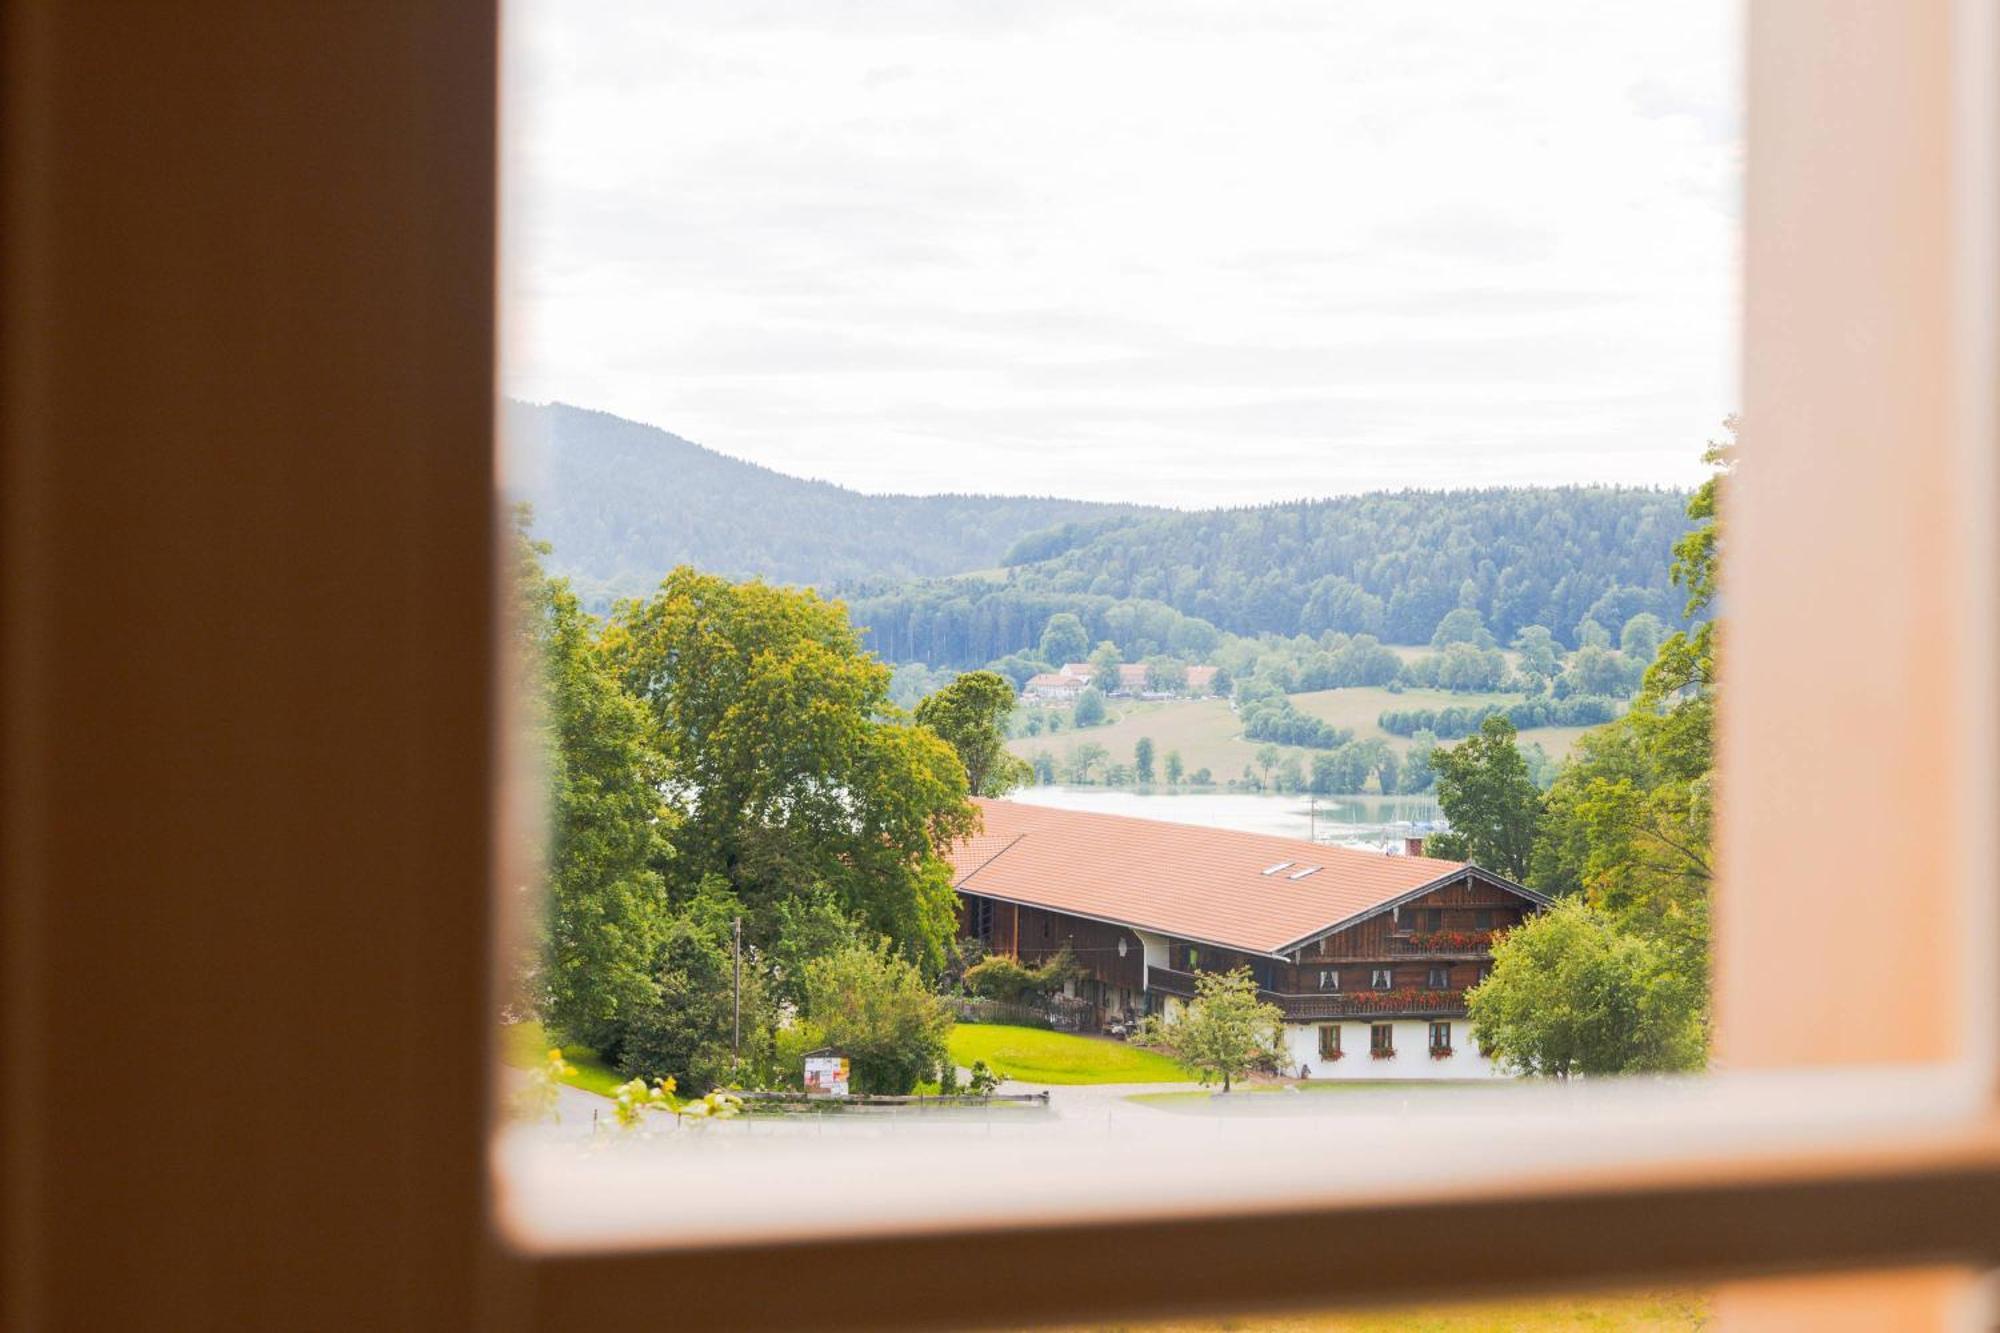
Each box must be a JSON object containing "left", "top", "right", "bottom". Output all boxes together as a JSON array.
[
  {"left": 1261, "top": 861, "right": 1294, "bottom": 875},
  {"left": 1287, "top": 865, "right": 1322, "bottom": 880}
]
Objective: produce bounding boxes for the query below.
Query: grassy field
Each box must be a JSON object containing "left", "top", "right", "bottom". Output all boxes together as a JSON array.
[
  {"left": 1289, "top": 687, "right": 1593, "bottom": 762},
  {"left": 501, "top": 1019, "right": 623, "bottom": 1097},
  {"left": 1009, "top": 688, "right": 1587, "bottom": 791},
  {"left": 1037, "top": 1289, "right": 1708, "bottom": 1331},
  {"left": 950, "top": 1024, "right": 1190, "bottom": 1084}
]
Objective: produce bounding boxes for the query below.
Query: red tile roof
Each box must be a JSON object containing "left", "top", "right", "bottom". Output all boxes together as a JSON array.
[{"left": 947, "top": 798, "right": 1489, "bottom": 956}]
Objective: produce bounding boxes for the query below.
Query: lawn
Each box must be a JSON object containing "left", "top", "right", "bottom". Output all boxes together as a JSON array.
[
  {"left": 949, "top": 1023, "right": 1190, "bottom": 1084},
  {"left": 501, "top": 1019, "right": 623, "bottom": 1097},
  {"left": 1037, "top": 1289, "right": 1707, "bottom": 1331}
]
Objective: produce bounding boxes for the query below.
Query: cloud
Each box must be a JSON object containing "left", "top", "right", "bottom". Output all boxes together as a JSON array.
[{"left": 504, "top": 0, "right": 1740, "bottom": 505}]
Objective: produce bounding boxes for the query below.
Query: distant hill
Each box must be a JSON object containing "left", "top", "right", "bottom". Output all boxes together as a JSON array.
[
  {"left": 845, "top": 487, "right": 1698, "bottom": 667},
  {"left": 506, "top": 402, "right": 1158, "bottom": 608}
]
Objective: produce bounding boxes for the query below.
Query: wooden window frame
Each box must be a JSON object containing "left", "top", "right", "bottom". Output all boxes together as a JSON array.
[
  {"left": 1429, "top": 1022, "right": 1452, "bottom": 1055},
  {"left": 1319, "top": 1025, "right": 1342, "bottom": 1060},
  {"left": 7, "top": 2, "right": 2000, "bottom": 1329}
]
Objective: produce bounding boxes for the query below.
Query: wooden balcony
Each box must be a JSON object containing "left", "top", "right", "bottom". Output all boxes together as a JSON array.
[{"left": 1147, "top": 967, "right": 1469, "bottom": 1021}]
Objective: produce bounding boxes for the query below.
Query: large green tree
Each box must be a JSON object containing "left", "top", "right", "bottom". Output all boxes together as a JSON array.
[
  {"left": 914, "top": 670, "right": 1031, "bottom": 798},
  {"left": 512, "top": 510, "right": 675, "bottom": 1056},
  {"left": 1425, "top": 716, "right": 1542, "bottom": 880},
  {"left": 1467, "top": 897, "right": 1704, "bottom": 1077},
  {"left": 602, "top": 568, "right": 977, "bottom": 971}
]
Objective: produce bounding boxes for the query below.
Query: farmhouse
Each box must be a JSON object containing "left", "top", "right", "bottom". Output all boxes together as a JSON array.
[
  {"left": 949, "top": 799, "right": 1551, "bottom": 1079},
  {"left": 1021, "top": 671, "right": 1090, "bottom": 702}
]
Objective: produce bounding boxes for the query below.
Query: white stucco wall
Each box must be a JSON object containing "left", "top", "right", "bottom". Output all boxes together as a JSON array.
[
  {"left": 1133, "top": 928, "right": 1169, "bottom": 991},
  {"left": 1280, "top": 1018, "right": 1508, "bottom": 1080}
]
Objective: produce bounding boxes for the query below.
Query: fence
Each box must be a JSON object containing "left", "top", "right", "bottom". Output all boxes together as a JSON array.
[
  {"left": 733, "top": 1090, "right": 1050, "bottom": 1109},
  {"left": 953, "top": 995, "right": 1093, "bottom": 1031}
]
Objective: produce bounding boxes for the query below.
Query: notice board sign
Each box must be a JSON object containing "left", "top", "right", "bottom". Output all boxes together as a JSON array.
[{"left": 803, "top": 1054, "right": 850, "bottom": 1096}]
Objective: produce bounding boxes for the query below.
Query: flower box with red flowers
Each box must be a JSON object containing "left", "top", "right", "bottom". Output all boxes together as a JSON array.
[
  {"left": 1408, "top": 929, "right": 1494, "bottom": 952},
  {"left": 1429, "top": 1045, "right": 1454, "bottom": 1060}
]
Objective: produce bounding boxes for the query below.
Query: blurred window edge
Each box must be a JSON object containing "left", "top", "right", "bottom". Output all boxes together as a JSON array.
[{"left": 4, "top": 1, "right": 1999, "bottom": 1330}]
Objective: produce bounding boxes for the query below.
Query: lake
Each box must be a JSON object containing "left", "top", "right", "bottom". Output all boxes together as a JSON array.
[{"left": 1004, "top": 785, "right": 1444, "bottom": 848}]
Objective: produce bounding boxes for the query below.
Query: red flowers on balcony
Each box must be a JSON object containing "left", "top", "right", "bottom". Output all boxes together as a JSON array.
[
  {"left": 1354, "top": 986, "right": 1453, "bottom": 1012},
  {"left": 1406, "top": 929, "right": 1493, "bottom": 952}
]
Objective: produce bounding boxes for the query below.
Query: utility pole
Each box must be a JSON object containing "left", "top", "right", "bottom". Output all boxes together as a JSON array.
[
  {"left": 732, "top": 916, "right": 742, "bottom": 1065},
  {"left": 1309, "top": 794, "right": 1317, "bottom": 843}
]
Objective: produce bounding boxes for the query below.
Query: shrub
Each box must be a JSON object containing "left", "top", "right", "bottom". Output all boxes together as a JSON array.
[{"left": 963, "top": 945, "right": 1080, "bottom": 1003}]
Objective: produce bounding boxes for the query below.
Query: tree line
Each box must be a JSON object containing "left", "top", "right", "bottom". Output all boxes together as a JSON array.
[
  {"left": 842, "top": 485, "right": 1697, "bottom": 668},
  {"left": 1379, "top": 696, "right": 1623, "bottom": 740}
]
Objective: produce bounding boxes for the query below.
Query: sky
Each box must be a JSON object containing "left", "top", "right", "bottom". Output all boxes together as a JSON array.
[{"left": 504, "top": 1, "right": 1740, "bottom": 507}]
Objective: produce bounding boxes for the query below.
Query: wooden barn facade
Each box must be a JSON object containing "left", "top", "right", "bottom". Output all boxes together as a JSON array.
[{"left": 948, "top": 798, "right": 1552, "bottom": 1079}]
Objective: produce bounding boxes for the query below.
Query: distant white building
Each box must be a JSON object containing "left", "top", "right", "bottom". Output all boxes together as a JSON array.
[{"left": 1022, "top": 671, "right": 1091, "bottom": 702}]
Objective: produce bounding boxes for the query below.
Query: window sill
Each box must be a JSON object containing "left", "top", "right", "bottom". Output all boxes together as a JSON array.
[{"left": 493, "top": 1065, "right": 2000, "bottom": 1329}]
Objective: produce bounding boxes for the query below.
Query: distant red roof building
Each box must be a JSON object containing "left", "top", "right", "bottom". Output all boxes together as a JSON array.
[
  {"left": 950, "top": 798, "right": 1482, "bottom": 955},
  {"left": 947, "top": 799, "right": 1552, "bottom": 1080}
]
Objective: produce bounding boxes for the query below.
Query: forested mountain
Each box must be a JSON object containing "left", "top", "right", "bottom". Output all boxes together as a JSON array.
[
  {"left": 845, "top": 488, "right": 1697, "bottom": 668},
  {"left": 508, "top": 401, "right": 1157, "bottom": 607}
]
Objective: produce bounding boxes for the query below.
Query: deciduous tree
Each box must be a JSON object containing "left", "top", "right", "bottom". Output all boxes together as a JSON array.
[
  {"left": 1172, "top": 968, "right": 1285, "bottom": 1093},
  {"left": 1427, "top": 716, "right": 1542, "bottom": 880},
  {"left": 804, "top": 940, "right": 954, "bottom": 1095},
  {"left": 602, "top": 568, "right": 976, "bottom": 972},
  {"left": 1467, "top": 897, "right": 1705, "bottom": 1077},
  {"left": 1038, "top": 612, "right": 1090, "bottom": 666},
  {"left": 511, "top": 510, "right": 674, "bottom": 1057},
  {"left": 1073, "top": 687, "right": 1108, "bottom": 727},
  {"left": 915, "top": 670, "right": 1032, "bottom": 797}
]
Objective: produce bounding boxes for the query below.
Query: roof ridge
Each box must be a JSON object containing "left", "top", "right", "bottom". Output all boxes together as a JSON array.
[{"left": 972, "top": 796, "right": 1466, "bottom": 871}]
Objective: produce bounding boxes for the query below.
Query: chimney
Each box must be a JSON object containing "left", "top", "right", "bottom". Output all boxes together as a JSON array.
[{"left": 1403, "top": 836, "right": 1426, "bottom": 858}]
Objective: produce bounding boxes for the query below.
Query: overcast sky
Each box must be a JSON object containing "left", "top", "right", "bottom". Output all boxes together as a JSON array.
[{"left": 504, "top": 1, "right": 1739, "bottom": 507}]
